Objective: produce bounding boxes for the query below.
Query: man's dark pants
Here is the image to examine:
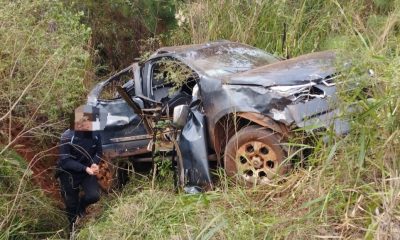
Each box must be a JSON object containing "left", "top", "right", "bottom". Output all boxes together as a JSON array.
[{"left": 58, "top": 172, "right": 100, "bottom": 226}]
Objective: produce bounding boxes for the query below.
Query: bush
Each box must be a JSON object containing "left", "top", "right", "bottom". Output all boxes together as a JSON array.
[
  {"left": 0, "top": 0, "right": 91, "bottom": 138},
  {"left": 0, "top": 0, "right": 91, "bottom": 238},
  {"left": 70, "top": 0, "right": 178, "bottom": 75}
]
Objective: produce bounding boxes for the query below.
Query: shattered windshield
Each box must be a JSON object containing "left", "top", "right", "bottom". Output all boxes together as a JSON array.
[{"left": 179, "top": 43, "right": 279, "bottom": 77}]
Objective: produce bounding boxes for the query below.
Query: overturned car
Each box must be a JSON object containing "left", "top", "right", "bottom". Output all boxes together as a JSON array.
[{"left": 85, "top": 40, "right": 349, "bottom": 189}]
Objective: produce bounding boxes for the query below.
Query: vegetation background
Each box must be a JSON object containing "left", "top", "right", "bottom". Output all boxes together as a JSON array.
[{"left": 0, "top": 0, "right": 399, "bottom": 239}]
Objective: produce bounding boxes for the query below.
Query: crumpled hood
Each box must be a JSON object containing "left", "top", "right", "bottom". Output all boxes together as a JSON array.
[{"left": 224, "top": 51, "right": 336, "bottom": 87}]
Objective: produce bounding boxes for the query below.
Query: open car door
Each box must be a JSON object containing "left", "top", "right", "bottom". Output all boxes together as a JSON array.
[{"left": 89, "top": 66, "right": 152, "bottom": 158}]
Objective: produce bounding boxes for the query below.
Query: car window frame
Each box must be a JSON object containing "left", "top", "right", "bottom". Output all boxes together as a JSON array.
[
  {"left": 143, "top": 56, "right": 197, "bottom": 101},
  {"left": 96, "top": 66, "right": 136, "bottom": 103}
]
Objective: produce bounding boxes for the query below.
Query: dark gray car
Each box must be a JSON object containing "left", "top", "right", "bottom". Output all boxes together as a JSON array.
[{"left": 84, "top": 40, "right": 348, "bottom": 188}]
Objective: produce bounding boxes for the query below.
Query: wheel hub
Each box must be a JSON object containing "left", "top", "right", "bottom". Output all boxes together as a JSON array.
[
  {"left": 252, "top": 157, "right": 262, "bottom": 168},
  {"left": 236, "top": 140, "right": 278, "bottom": 184}
]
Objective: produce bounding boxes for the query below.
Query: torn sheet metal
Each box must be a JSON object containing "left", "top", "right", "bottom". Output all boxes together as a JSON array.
[{"left": 178, "top": 104, "right": 212, "bottom": 188}]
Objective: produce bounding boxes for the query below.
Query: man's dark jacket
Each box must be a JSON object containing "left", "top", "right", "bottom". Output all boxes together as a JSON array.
[{"left": 57, "top": 129, "right": 102, "bottom": 176}]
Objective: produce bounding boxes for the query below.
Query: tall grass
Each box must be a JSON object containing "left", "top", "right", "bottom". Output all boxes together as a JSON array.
[
  {"left": 77, "top": 0, "right": 400, "bottom": 239},
  {"left": 169, "top": 0, "right": 398, "bottom": 56},
  {"left": 0, "top": 149, "right": 67, "bottom": 239},
  {"left": 0, "top": 0, "right": 91, "bottom": 136},
  {"left": 1, "top": 0, "right": 91, "bottom": 238}
]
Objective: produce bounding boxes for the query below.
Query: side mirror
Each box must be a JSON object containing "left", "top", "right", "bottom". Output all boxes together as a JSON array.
[{"left": 173, "top": 105, "right": 189, "bottom": 129}]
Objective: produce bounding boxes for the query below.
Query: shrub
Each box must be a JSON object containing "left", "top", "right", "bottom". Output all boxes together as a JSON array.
[{"left": 0, "top": 0, "right": 91, "bottom": 139}]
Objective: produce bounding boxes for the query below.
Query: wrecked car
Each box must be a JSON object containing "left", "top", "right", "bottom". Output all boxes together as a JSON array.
[{"left": 84, "top": 40, "right": 349, "bottom": 189}]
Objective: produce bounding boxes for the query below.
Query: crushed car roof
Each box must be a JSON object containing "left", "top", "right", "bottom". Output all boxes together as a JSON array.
[
  {"left": 154, "top": 41, "right": 280, "bottom": 78},
  {"left": 153, "top": 41, "right": 336, "bottom": 85}
]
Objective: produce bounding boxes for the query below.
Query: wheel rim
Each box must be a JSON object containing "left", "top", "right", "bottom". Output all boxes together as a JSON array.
[{"left": 235, "top": 140, "right": 280, "bottom": 185}]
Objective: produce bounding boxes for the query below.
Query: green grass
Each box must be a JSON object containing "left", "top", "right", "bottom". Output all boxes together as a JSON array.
[{"left": 76, "top": 151, "right": 393, "bottom": 239}]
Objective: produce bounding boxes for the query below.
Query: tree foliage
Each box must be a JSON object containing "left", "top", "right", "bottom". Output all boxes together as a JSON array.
[{"left": 70, "top": 0, "right": 177, "bottom": 75}]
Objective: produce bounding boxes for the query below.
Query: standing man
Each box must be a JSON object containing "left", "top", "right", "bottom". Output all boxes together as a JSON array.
[{"left": 56, "top": 105, "right": 106, "bottom": 230}]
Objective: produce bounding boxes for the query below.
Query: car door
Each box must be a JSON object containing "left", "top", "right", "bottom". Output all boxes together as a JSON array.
[{"left": 92, "top": 66, "right": 152, "bottom": 158}]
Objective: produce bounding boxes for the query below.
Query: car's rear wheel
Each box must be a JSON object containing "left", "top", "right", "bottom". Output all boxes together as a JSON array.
[{"left": 224, "top": 125, "right": 287, "bottom": 185}]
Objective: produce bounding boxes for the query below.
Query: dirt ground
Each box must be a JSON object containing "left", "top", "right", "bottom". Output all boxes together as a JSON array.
[
  {"left": 13, "top": 137, "right": 62, "bottom": 202},
  {"left": 5, "top": 122, "right": 62, "bottom": 203}
]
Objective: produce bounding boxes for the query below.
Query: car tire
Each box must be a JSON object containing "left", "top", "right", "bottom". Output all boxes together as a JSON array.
[{"left": 224, "top": 125, "right": 288, "bottom": 185}]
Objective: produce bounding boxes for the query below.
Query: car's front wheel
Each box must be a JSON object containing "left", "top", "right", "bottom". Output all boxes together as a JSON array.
[{"left": 224, "top": 125, "right": 287, "bottom": 185}]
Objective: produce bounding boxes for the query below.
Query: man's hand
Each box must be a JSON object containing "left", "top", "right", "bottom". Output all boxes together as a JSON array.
[
  {"left": 86, "top": 167, "right": 95, "bottom": 175},
  {"left": 86, "top": 164, "right": 99, "bottom": 175},
  {"left": 90, "top": 163, "right": 99, "bottom": 174}
]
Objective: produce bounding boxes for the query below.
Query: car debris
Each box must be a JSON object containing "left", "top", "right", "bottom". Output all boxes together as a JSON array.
[{"left": 81, "top": 40, "right": 350, "bottom": 190}]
